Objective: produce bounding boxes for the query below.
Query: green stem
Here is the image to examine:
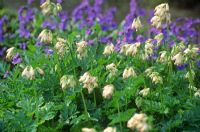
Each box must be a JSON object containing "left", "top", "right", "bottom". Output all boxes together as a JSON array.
[
  {"left": 81, "top": 91, "right": 89, "bottom": 119},
  {"left": 93, "top": 91, "right": 97, "bottom": 107},
  {"left": 117, "top": 100, "right": 122, "bottom": 131}
]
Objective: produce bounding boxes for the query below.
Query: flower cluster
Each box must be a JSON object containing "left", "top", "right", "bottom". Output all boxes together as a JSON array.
[
  {"left": 76, "top": 41, "right": 88, "bottom": 59},
  {"left": 127, "top": 113, "right": 151, "bottom": 132},
  {"left": 151, "top": 3, "right": 171, "bottom": 28},
  {"left": 120, "top": 42, "right": 141, "bottom": 56},
  {"left": 79, "top": 72, "right": 98, "bottom": 94},
  {"left": 145, "top": 67, "right": 163, "bottom": 84}
]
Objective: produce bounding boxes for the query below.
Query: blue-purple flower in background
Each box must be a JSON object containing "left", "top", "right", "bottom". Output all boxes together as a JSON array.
[
  {"left": 18, "top": 6, "right": 34, "bottom": 38},
  {"left": 12, "top": 53, "right": 22, "bottom": 65}
]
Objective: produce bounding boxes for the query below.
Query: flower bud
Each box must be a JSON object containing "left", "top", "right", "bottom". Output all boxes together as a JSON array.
[
  {"left": 36, "top": 67, "right": 45, "bottom": 75},
  {"left": 102, "top": 84, "right": 115, "bottom": 99},
  {"left": 22, "top": 66, "right": 35, "bottom": 80}
]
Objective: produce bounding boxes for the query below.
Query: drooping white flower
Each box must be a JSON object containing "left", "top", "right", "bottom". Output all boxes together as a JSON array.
[
  {"left": 40, "top": 0, "right": 53, "bottom": 16},
  {"left": 102, "top": 84, "right": 115, "bottom": 99},
  {"left": 79, "top": 72, "right": 98, "bottom": 94},
  {"left": 149, "top": 72, "right": 163, "bottom": 84},
  {"left": 60, "top": 75, "right": 76, "bottom": 90},
  {"left": 123, "top": 67, "right": 137, "bottom": 79},
  {"left": 172, "top": 52, "right": 184, "bottom": 66},
  {"left": 194, "top": 89, "right": 200, "bottom": 97},
  {"left": 82, "top": 128, "right": 96, "bottom": 132},
  {"left": 131, "top": 17, "right": 142, "bottom": 31},
  {"left": 22, "top": 66, "right": 35, "bottom": 80},
  {"left": 151, "top": 3, "right": 171, "bottom": 28},
  {"left": 6, "top": 47, "right": 15, "bottom": 60},
  {"left": 55, "top": 38, "right": 68, "bottom": 56},
  {"left": 103, "top": 44, "right": 115, "bottom": 56},
  {"left": 106, "top": 63, "right": 118, "bottom": 76},
  {"left": 159, "top": 51, "right": 167, "bottom": 62},
  {"left": 154, "top": 33, "right": 163, "bottom": 46},
  {"left": 127, "top": 113, "right": 150, "bottom": 132},
  {"left": 103, "top": 127, "right": 117, "bottom": 132},
  {"left": 139, "top": 88, "right": 150, "bottom": 97},
  {"left": 38, "top": 29, "right": 53, "bottom": 44},
  {"left": 76, "top": 41, "right": 88, "bottom": 59}
]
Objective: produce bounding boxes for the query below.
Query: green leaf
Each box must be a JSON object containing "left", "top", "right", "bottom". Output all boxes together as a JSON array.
[{"left": 108, "top": 108, "right": 136, "bottom": 125}]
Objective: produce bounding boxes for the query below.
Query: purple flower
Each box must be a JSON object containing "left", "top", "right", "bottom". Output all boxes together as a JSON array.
[
  {"left": 18, "top": 24, "right": 30, "bottom": 38},
  {"left": 176, "top": 64, "right": 187, "bottom": 71},
  {"left": 136, "top": 35, "right": 144, "bottom": 42},
  {"left": 27, "top": 0, "right": 34, "bottom": 5},
  {"left": 44, "top": 48, "right": 54, "bottom": 56},
  {"left": 197, "top": 60, "right": 200, "bottom": 68},
  {"left": 42, "top": 19, "right": 57, "bottom": 30},
  {"left": 3, "top": 71, "right": 10, "bottom": 78},
  {"left": 0, "top": 16, "right": 7, "bottom": 42},
  {"left": 57, "top": 0, "right": 63, "bottom": 3},
  {"left": 18, "top": 6, "right": 34, "bottom": 23},
  {"left": 18, "top": 43, "right": 27, "bottom": 50},
  {"left": 12, "top": 53, "right": 22, "bottom": 65},
  {"left": 35, "top": 41, "right": 43, "bottom": 47},
  {"left": 0, "top": 47, "right": 7, "bottom": 57}
]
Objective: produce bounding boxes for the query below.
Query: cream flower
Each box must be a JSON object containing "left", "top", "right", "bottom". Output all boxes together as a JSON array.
[
  {"left": 154, "top": 33, "right": 163, "bottom": 46},
  {"left": 159, "top": 51, "right": 167, "bottom": 62},
  {"left": 139, "top": 88, "right": 150, "bottom": 97},
  {"left": 103, "top": 44, "right": 115, "bottom": 56},
  {"left": 127, "top": 113, "right": 150, "bottom": 132},
  {"left": 55, "top": 38, "right": 68, "bottom": 56},
  {"left": 106, "top": 63, "right": 118, "bottom": 76},
  {"left": 123, "top": 67, "right": 137, "bottom": 79},
  {"left": 60, "top": 75, "right": 76, "bottom": 90},
  {"left": 120, "top": 44, "right": 130, "bottom": 54},
  {"left": 38, "top": 29, "right": 53, "bottom": 44},
  {"left": 151, "top": 3, "right": 171, "bottom": 28},
  {"left": 36, "top": 67, "right": 45, "bottom": 75},
  {"left": 79, "top": 72, "right": 98, "bottom": 94},
  {"left": 149, "top": 72, "right": 163, "bottom": 84},
  {"left": 172, "top": 52, "right": 184, "bottom": 66},
  {"left": 131, "top": 17, "right": 142, "bottom": 31},
  {"left": 82, "top": 128, "right": 96, "bottom": 132},
  {"left": 102, "top": 84, "right": 115, "bottom": 99},
  {"left": 194, "top": 89, "right": 200, "bottom": 97},
  {"left": 6, "top": 47, "right": 15, "bottom": 60},
  {"left": 22, "top": 66, "right": 35, "bottom": 80},
  {"left": 76, "top": 41, "right": 88, "bottom": 59},
  {"left": 103, "top": 127, "right": 116, "bottom": 132},
  {"left": 40, "top": 0, "right": 53, "bottom": 16}
]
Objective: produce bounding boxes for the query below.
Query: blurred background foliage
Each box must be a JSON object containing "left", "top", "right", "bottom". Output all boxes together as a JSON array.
[{"left": 0, "top": 0, "right": 200, "bottom": 21}]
